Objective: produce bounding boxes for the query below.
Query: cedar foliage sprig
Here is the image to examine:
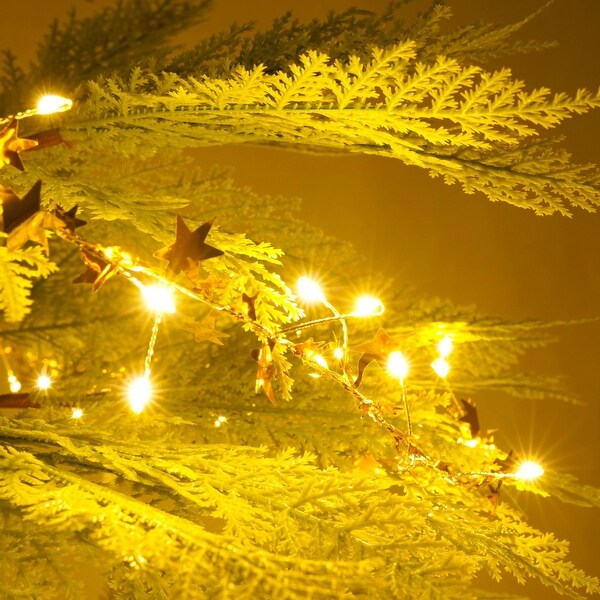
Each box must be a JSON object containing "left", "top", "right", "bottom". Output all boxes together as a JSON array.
[{"left": 53, "top": 46, "right": 600, "bottom": 215}]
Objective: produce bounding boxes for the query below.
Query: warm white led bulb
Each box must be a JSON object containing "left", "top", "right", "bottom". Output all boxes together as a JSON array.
[
  {"left": 141, "top": 284, "right": 176, "bottom": 314},
  {"left": 128, "top": 376, "right": 152, "bottom": 414},
  {"left": 387, "top": 351, "right": 409, "bottom": 381},
  {"left": 353, "top": 295, "right": 384, "bottom": 317},
  {"left": 431, "top": 357, "right": 450, "bottom": 378},
  {"left": 515, "top": 460, "right": 544, "bottom": 481},
  {"left": 71, "top": 407, "right": 84, "bottom": 419},
  {"left": 296, "top": 276, "right": 325, "bottom": 303},
  {"left": 333, "top": 347, "right": 344, "bottom": 360},
  {"left": 438, "top": 335, "right": 453, "bottom": 358},
  {"left": 7, "top": 374, "right": 21, "bottom": 393},
  {"left": 36, "top": 95, "right": 73, "bottom": 115},
  {"left": 36, "top": 374, "right": 52, "bottom": 391}
]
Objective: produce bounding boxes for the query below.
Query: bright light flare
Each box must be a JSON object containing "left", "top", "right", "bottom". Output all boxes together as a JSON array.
[
  {"left": 515, "top": 460, "right": 544, "bottom": 481},
  {"left": 296, "top": 276, "right": 325, "bottom": 303},
  {"left": 36, "top": 374, "right": 52, "bottom": 391},
  {"left": 141, "top": 284, "right": 176, "bottom": 314},
  {"left": 36, "top": 95, "right": 73, "bottom": 115},
  {"left": 431, "top": 357, "right": 450, "bottom": 378},
  {"left": 214, "top": 415, "right": 227, "bottom": 428},
  {"left": 333, "top": 347, "right": 344, "bottom": 360},
  {"left": 71, "top": 407, "right": 84, "bottom": 419},
  {"left": 438, "top": 335, "right": 453, "bottom": 358},
  {"left": 352, "top": 295, "right": 384, "bottom": 317},
  {"left": 7, "top": 374, "right": 21, "bottom": 393},
  {"left": 127, "top": 376, "right": 152, "bottom": 414},
  {"left": 387, "top": 351, "right": 409, "bottom": 381}
]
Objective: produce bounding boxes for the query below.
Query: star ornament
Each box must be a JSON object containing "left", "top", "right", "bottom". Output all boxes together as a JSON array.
[
  {"left": 1, "top": 180, "right": 42, "bottom": 233},
  {"left": 183, "top": 312, "right": 230, "bottom": 346},
  {"left": 0, "top": 118, "right": 38, "bottom": 171},
  {"left": 251, "top": 341, "right": 277, "bottom": 405},
  {"left": 155, "top": 216, "right": 223, "bottom": 276}
]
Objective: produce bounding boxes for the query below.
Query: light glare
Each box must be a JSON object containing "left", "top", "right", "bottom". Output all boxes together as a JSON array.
[
  {"left": 353, "top": 295, "right": 384, "bottom": 317},
  {"left": 71, "top": 407, "right": 84, "bottom": 419},
  {"left": 438, "top": 335, "right": 453, "bottom": 358},
  {"left": 141, "top": 284, "right": 176, "bottom": 314},
  {"left": 128, "top": 376, "right": 152, "bottom": 414},
  {"left": 36, "top": 374, "right": 52, "bottom": 391},
  {"left": 296, "top": 276, "right": 325, "bottom": 303},
  {"left": 387, "top": 351, "right": 409, "bottom": 381},
  {"left": 431, "top": 357, "right": 450, "bottom": 378},
  {"left": 8, "top": 374, "right": 21, "bottom": 393},
  {"left": 36, "top": 95, "right": 73, "bottom": 115},
  {"left": 515, "top": 460, "right": 544, "bottom": 481}
]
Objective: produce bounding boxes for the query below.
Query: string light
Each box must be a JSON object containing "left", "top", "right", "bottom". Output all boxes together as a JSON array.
[
  {"left": 36, "top": 95, "right": 73, "bottom": 115},
  {"left": 352, "top": 295, "right": 384, "bottom": 317},
  {"left": 437, "top": 335, "right": 453, "bottom": 358},
  {"left": 308, "top": 353, "right": 328, "bottom": 378},
  {"left": 36, "top": 374, "right": 52, "bottom": 391},
  {"left": 431, "top": 357, "right": 450, "bottom": 378},
  {"left": 8, "top": 376, "right": 22, "bottom": 393},
  {"left": 1, "top": 348, "right": 22, "bottom": 393},
  {"left": 141, "top": 284, "right": 176, "bottom": 314},
  {"left": 27, "top": 213, "right": 548, "bottom": 492},
  {"left": 71, "top": 407, "right": 84, "bottom": 419},
  {"left": 127, "top": 376, "right": 152, "bottom": 414},
  {"left": 387, "top": 351, "right": 409, "bottom": 382},
  {"left": 1, "top": 94, "right": 73, "bottom": 125},
  {"left": 515, "top": 460, "right": 544, "bottom": 481},
  {"left": 296, "top": 276, "right": 326, "bottom": 303}
]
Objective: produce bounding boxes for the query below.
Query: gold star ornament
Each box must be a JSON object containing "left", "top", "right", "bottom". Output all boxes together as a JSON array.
[
  {"left": 155, "top": 215, "right": 223, "bottom": 276},
  {"left": 0, "top": 119, "right": 38, "bottom": 171}
]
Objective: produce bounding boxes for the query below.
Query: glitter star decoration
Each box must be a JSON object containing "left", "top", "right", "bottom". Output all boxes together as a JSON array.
[
  {"left": 155, "top": 216, "right": 223, "bottom": 276},
  {"left": 0, "top": 119, "right": 38, "bottom": 171}
]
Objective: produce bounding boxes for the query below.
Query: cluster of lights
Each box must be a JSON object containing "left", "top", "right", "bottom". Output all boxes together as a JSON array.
[
  {"left": 431, "top": 334, "right": 453, "bottom": 378},
  {"left": 125, "top": 282, "right": 177, "bottom": 414},
  {"left": 295, "top": 277, "right": 385, "bottom": 319},
  {"left": 0, "top": 188, "right": 549, "bottom": 490}
]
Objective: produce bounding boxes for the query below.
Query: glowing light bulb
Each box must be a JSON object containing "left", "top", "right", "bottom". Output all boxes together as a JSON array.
[
  {"left": 312, "top": 354, "right": 328, "bottom": 369},
  {"left": 36, "top": 374, "right": 52, "bottom": 391},
  {"left": 214, "top": 415, "right": 227, "bottom": 427},
  {"left": 387, "top": 351, "right": 409, "bottom": 381},
  {"left": 352, "top": 295, "right": 385, "bottom": 317},
  {"left": 333, "top": 347, "right": 344, "bottom": 360},
  {"left": 36, "top": 95, "right": 73, "bottom": 115},
  {"left": 141, "top": 284, "right": 176, "bottom": 314},
  {"left": 71, "top": 407, "right": 84, "bottom": 419},
  {"left": 7, "top": 374, "right": 21, "bottom": 393},
  {"left": 431, "top": 357, "right": 450, "bottom": 378},
  {"left": 296, "top": 276, "right": 325, "bottom": 303},
  {"left": 127, "top": 376, "right": 152, "bottom": 414},
  {"left": 438, "top": 335, "right": 453, "bottom": 358},
  {"left": 515, "top": 460, "right": 544, "bottom": 481}
]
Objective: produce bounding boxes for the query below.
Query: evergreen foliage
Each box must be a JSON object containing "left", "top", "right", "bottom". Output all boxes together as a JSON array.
[{"left": 0, "top": 1, "right": 598, "bottom": 598}]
